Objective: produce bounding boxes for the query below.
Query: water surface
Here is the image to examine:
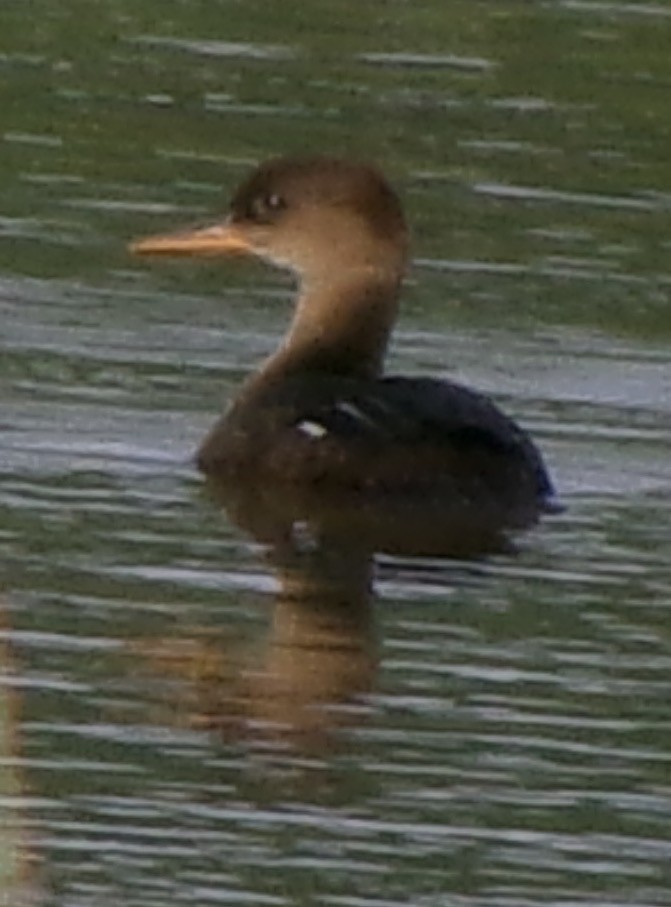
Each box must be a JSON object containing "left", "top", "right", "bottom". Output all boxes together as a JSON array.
[{"left": 1, "top": 2, "right": 671, "bottom": 905}]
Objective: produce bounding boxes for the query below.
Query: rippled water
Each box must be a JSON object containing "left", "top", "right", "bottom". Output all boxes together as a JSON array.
[{"left": 2, "top": 1, "right": 671, "bottom": 905}]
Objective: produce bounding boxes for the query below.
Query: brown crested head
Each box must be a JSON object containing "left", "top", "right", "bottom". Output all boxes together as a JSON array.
[
  {"left": 131, "top": 156, "right": 409, "bottom": 284},
  {"left": 229, "top": 157, "right": 405, "bottom": 241}
]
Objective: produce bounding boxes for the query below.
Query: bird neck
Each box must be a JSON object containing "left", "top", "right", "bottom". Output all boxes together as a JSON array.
[{"left": 254, "top": 268, "right": 402, "bottom": 385}]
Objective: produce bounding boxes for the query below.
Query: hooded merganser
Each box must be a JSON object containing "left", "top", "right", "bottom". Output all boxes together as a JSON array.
[{"left": 131, "top": 156, "right": 559, "bottom": 526}]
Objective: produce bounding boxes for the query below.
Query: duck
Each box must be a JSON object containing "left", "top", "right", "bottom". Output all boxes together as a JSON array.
[{"left": 131, "top": 156, "right": 559, "bottom": 527}]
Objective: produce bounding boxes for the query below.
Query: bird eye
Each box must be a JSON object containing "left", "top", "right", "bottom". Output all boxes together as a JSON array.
[
  {"left": 248, "top": 193, "right": 286, "bottom": 222},
  {"left": 265, "top": 193, "right": 285, "bottom": 211}
]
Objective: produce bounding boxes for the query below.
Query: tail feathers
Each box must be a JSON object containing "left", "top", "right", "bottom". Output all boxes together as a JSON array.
[{"left": 540, "top": 493, "right": 565, "bottom": 515}]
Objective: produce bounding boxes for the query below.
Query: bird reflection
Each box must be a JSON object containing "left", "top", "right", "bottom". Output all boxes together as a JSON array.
[
  {"left": 137, "top": 496, "right": 377, "bottom": 754},
  {"left": 136, "top": 478, "right": 515, "bottom": 754},
  {"left": 230, "top": 537, "right": 377, "bottom": 750}
]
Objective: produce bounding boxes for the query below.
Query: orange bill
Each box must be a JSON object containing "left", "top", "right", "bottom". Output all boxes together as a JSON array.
[{"left": 129, "top": 221, "right": 253, "bottom": 257}]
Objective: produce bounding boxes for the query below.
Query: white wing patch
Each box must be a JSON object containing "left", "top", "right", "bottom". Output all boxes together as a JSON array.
[
  {"left": 296, "top": 419, "right": 328, "bottom": 439},
  {"left": 296, "top": 400, "right": 383, "bottom": 441}
]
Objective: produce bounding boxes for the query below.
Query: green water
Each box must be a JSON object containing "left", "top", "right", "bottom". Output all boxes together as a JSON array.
[{"left": 1, "top": 1, "right": 671, "bottom": 905}]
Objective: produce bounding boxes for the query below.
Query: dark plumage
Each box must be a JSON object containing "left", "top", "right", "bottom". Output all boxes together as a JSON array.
[{"left": 131, "top": 156, "right": 559, "bottom": 527}]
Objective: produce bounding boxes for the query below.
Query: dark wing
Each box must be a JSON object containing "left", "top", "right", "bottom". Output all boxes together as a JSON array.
[
  {"left": 251, "top": 373, "right": 558, "bottom": 510},
  {"left": 381, "top": 376, "right": 558, "bottom": 505}
]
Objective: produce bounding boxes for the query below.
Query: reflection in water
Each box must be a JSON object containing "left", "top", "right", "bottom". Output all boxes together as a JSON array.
[
  {"left": 134, "top": 489, "right": 378, "bottom": 753},
  {"left": 230, "top": 541, "right": 376, "bottom": 751},
  {"left": 137, "top": 536, "right": 376, "bottom": 754},
  {"left": 0, "top": 600, "right": 43, "bottom": 906},
  {"left": 135, "top": 477, "right": 520, "bottom": 753}
]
